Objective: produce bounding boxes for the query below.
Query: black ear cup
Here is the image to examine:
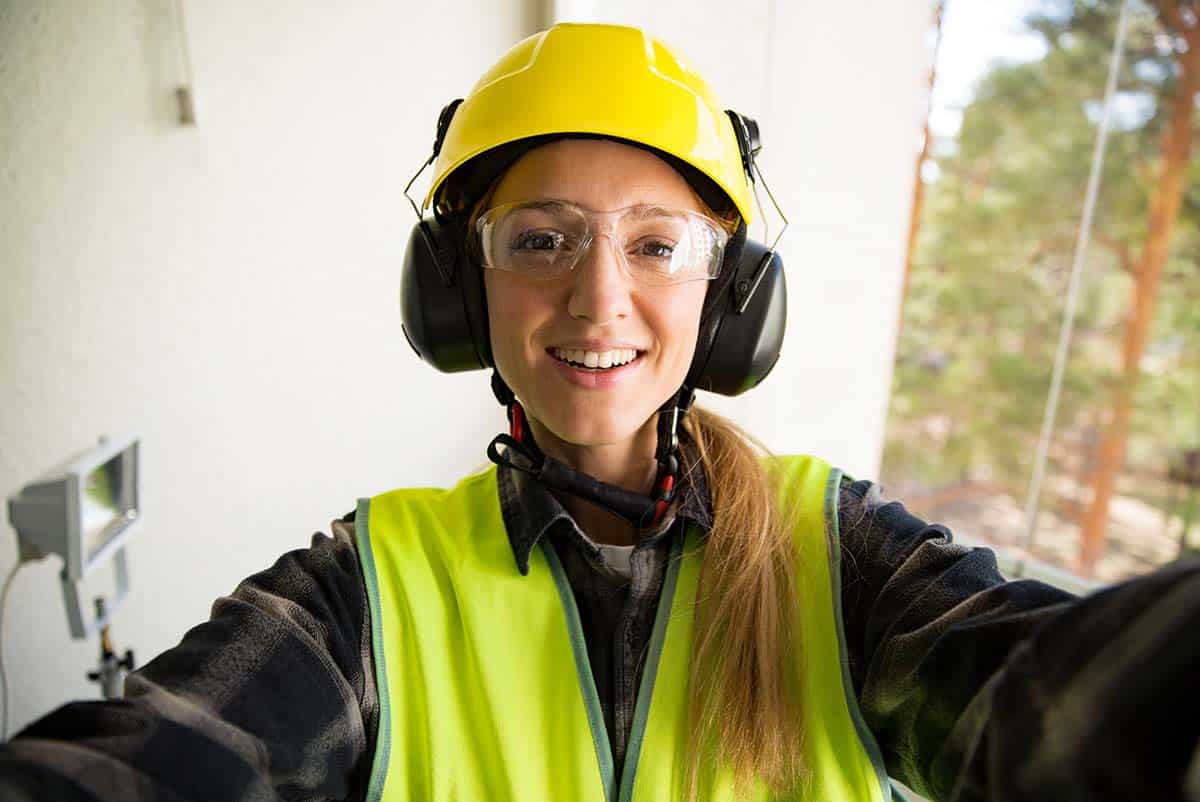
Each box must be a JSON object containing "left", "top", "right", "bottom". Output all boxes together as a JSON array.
[
  {"left": 400, "top": 215, "right": 492, "bottom": 372},
  {"left": 687, "top": 236, "right": 787, "bottom": 396}
]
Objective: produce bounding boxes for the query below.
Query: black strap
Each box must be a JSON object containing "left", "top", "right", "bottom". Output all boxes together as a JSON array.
[
  {"left": 484, "top": 371, "right": 692, "bottom": 529},
  {"left": 653, "top": 386, "right": 693, "bottom": 477},
  {"left": 487, "top": 433, "right": 663, "bottom": 527},
  {"left": 491, "top": 371, "right": 516, "bottom": 406}
]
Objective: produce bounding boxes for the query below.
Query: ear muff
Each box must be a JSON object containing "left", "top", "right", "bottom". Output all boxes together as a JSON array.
[
  {"left": 401, "top": 210, "right": 787, "bottom": 394},
  {"left": 684, "top": 111, "right": 785, "bottom": 395},
  {"left": 400, "top": 211, "right": 492, "bottom": 372},
  {"left": 400, "top": 98, "right": 494, "bottom": 372},
  {"left": 687, "top": 226, "right": 787, "bottom": 395}
]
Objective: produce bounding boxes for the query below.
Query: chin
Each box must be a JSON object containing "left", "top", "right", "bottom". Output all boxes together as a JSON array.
[{"left": 539, "top": 401, "right": 645, "bottom": 448}]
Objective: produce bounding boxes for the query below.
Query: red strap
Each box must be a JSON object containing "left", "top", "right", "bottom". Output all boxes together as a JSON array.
[
  {"left": 650, "top": 473, "right": 676, "bottom": 526},
  {"left": 509, "top": 402, "right": 526, "bottom": 444}
]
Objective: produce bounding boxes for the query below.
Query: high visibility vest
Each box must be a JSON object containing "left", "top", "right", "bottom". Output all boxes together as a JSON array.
[{"left": 354, "top": 454, "right": 892, "bottom": 801}]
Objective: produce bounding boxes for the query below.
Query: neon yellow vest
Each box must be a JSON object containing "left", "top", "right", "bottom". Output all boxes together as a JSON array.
[{"left": 354, "top": 454, "right": 892, "bottom": 801}]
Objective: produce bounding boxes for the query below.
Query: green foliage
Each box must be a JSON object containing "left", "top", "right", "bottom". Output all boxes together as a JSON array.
[{"left": 883, "top": 0, "right": 1200, "bottom": 504}]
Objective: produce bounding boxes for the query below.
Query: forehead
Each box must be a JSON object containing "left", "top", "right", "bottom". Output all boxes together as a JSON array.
[{"left": 489, "top": 138, "right": 705, "bottom": 213}]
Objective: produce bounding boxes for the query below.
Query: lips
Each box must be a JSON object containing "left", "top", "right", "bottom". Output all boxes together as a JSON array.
[{"left": 546, "top": 346, "right": 646, "bottom": 389}]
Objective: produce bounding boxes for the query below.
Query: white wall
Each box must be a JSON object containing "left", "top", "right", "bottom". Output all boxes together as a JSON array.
[
  {"left": 555, "top": 0, "right": 931, "bottom": 479},
  {"left": 0, "top": 0, "right": 929, "bottom": 732},
  {"left": 0, "top": 0, "right": 537, "bottom": 734}
]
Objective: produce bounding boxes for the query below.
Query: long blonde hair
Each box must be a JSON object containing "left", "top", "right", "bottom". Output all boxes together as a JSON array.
[
  {"left": 678, "top": 406, "right": 807, "bottom": 801},
  {"left": 458, "top": 148, "right": 808, "bottom": 799}
]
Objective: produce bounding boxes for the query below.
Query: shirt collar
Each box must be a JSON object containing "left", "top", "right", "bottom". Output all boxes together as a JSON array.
[{"left": 497, "top": 430, "right": 713, "bottom": 577}]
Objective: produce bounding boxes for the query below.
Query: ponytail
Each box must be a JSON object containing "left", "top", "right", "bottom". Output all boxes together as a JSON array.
[{"left": 680, "top": 406, "right": 808, "bottom": 800}]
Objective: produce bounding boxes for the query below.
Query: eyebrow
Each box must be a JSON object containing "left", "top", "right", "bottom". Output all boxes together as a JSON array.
[
  {"left": 627, "top": 205, "right": 683, "bottom": 220},
  {"left": 519, "top": 199, "right": 574, "bottom": 213}
]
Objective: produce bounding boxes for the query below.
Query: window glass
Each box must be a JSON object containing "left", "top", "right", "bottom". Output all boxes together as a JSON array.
[{"left": 884, "top": 0, "right": 1199, "bottom": 584}]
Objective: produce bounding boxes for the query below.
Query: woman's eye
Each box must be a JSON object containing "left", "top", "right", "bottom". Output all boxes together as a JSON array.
[
  {"left": 512, "top": 230, "right": 565, "bottom": 251},
  {"left": 636, "top": 239, "right": 675, "bottom": 259}
]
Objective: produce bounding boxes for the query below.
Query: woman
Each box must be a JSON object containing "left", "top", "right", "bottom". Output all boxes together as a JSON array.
[{"left": 1, "top": 21, "right": 1198, "bottom": 802}]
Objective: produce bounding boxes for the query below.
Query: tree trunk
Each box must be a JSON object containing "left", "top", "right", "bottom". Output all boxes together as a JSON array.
[{"left": 1077, "top": 22, "right": 1197, "bottom": 574}]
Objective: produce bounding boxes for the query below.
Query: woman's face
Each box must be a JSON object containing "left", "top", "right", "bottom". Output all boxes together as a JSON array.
[{"left": 482, "top": 138, "right": 711, "bottom": 448}]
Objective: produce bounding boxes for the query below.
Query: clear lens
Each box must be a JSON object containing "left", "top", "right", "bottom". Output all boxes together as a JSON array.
[
  {"left": 477, "top": 201, "right": 727, "bottom": 285},
  {"left": 484, "top": 202, "right": 588, "bottom": 276}
]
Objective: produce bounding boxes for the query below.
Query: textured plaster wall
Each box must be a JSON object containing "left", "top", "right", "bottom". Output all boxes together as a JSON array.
[
  {"left": 0, "top": 0, "right": 536, "bottom": 733},
  {"left": 0, "top": 0, "right": 927, "bottom": 732}
]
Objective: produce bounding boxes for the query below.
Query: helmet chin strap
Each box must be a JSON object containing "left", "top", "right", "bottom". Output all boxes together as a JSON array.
[{"left": 485, "top": 371, "right": 692, "bottom": 529}]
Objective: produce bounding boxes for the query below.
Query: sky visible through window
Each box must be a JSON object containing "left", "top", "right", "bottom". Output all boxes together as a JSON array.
[{"left": 932, "top": 0, "right": 1048, "bottom": 140}]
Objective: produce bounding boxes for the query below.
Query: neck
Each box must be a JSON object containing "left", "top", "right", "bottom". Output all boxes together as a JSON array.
[{"left": 525, "top": 415, "right": 660, "bottom": 547}]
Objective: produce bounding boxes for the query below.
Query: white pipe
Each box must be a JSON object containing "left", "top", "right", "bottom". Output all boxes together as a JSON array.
[{"left": 1017, "top": 0, "right": 1132, "bottom": 575}]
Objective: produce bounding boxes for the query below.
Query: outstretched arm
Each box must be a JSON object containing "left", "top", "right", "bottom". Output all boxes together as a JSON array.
[
  {"left": 837, "top": 478, "right": 1200, "bottom": 802},
  {"left": 0, "top": 513, "right": 376, "bottom": 802}
]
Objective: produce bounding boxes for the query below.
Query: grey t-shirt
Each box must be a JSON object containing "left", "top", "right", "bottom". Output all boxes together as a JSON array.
[{"left": 597, "top": 543, "right": 635, "bottom": 579}]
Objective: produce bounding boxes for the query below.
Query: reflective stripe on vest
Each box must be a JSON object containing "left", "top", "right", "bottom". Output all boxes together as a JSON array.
[{"left": 354, "top": 453, "right": 891, "bottom": 801}]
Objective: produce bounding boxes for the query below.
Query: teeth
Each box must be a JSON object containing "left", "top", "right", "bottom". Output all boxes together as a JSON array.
[{"left": 552, "top": 348, "right": 640, "bottom": 369}]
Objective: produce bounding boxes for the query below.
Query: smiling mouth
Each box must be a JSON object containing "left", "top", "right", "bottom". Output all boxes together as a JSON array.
[{"left": 549, "top": 347, "right": 644, "bottom": 371}]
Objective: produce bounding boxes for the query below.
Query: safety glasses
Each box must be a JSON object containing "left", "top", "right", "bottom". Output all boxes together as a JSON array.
[{"left": 475, "top": 199, "right": 729, "bottom": 286}]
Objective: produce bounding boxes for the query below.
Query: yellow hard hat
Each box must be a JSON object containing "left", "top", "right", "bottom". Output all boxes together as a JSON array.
[{"left": 421, "top": 22, "right": 757, "bottom": 226}]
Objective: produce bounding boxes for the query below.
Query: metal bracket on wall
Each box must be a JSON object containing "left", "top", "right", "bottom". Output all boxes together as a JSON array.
[{"left": 173, "top": 0, "right": 197, "bottom": 125}]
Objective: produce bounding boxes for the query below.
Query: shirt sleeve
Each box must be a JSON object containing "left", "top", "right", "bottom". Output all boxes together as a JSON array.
[
  {"left": 0, "top": 512, "right": 378, "bottom": 802},
  {"left": 836, "top": 477, "right": 1200, "bottom": 802}
]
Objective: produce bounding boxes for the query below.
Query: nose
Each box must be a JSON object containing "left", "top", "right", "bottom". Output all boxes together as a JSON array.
[{"left": 566, "top": 234, "right": 634, "bottom": 325}]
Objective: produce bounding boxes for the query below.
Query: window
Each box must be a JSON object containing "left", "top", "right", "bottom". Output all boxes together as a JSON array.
[{"left": 885, "top": 0, "right": 1200, "bottom": 588}]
